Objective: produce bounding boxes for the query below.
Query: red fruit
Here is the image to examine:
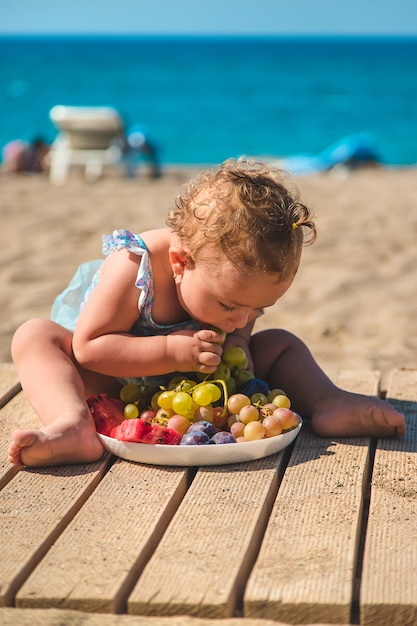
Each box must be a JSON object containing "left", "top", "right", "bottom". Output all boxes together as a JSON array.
[
  {"left": 212, "top": 406, "right": 229, "bottom": 428},
  {"left": 87, "top": 394, "right": 126, "bottom": 436},
  {"left": 140, "top": 409, "right": 157, "bottom": 422},
  {"left": 272, "top": 408, "right": 299, "bottom": 431},
  {"left": 112, "top": 418, "right": 182, "bottom": 445}
]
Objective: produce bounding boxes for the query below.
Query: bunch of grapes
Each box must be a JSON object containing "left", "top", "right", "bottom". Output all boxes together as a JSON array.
[
  {"left": 207, "top": 346, "right": 255, "bottom": 395},
  {"left": 117, "top": 346, "right": 300, "bottom": 446},
  {"left": 121, "top": 377, "right": 228, "bottom": 432},
  {"left": 226, "top": 389, "right": 300, "bottom": 442}
]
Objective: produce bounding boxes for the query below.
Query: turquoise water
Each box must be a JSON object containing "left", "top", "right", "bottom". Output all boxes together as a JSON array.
[{"left": 1, "top": 35, "right": 416, "bottom": 165}]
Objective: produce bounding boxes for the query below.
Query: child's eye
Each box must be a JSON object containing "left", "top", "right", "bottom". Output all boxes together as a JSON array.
[{"left": 219, "top": 302, "right": 235, "bottom": 312}]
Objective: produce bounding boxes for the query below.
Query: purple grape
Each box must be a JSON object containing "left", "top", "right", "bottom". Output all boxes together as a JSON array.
[
  {"left": 210, "top": 432, "right": 237, "bottom": 444},
  {"left": 180, "top": 431, "right": 211, "bottom": 446},
  {"left": 188, "top": 420, "right": 217, "bottom": 438}
]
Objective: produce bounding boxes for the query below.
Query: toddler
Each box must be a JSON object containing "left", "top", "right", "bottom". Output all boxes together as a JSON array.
[{"left": 8, "top": 158, "right": 405, "bottom": 467}]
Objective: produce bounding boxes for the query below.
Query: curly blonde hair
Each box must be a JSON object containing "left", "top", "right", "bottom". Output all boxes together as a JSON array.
[{"left": 167, "top": 158, "right": 316, "bottom": 279}]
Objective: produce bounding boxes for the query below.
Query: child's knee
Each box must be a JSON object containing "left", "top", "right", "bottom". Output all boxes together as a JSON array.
[
  {"left": 251, "top": 328, "right": 294, "bottom": 352},
  {"left": 12, "top": 319, "right": 43, "bottom": 358},
  {"left": 12, "top": 318, "right": 71, "bottom": 360}
]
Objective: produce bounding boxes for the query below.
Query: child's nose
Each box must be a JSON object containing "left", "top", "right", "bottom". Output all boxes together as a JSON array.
[{"left": 231, "top": 310, "right": 251, "bottom": 329}]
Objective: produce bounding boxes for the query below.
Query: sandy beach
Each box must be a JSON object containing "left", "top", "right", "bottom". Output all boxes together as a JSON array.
[{"left": 1, "top": 163, "right": 416, "bottom": 387}]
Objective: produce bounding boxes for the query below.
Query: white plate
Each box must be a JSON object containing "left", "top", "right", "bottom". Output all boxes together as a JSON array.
[{"left": 98, "top": 420, "right": 302, "bottom": 466}]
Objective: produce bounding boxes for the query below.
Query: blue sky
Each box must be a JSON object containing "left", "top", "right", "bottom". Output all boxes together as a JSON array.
[{"left": 1, "top": 0, "right": 416, "bottom": 36}]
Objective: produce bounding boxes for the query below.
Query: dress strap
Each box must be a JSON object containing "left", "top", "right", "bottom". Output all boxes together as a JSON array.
[{"left": 102, "top": 229, "right": 147, "bottom": 256}]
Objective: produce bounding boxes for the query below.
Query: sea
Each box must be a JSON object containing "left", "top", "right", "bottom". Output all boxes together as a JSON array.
[{"left": 1, "top": 35, "right": 416, "bottom": 167}]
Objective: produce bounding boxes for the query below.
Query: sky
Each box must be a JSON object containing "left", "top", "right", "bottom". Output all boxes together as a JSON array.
[{"left": 1, "top": 0, "right": 417, "bottom": 36}]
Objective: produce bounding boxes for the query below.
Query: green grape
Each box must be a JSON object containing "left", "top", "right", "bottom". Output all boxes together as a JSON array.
[
  {"left": 226, "top": 376, "right": 237, "bottom": 396},
  {"left": 175, "top": 379, "right": 197, "bottom": 393},
  {"left": 151, "top": 390, "right": 163, "bottom": 411},
  {"left": 234, "top": 369, "right": 255, "bottom": 387},
  {"left": 192, "top": 385, "right": 213, "bottom": 407},
  {"left": 120, "top": 383, "right": 141, "bottom": 403},
  {"left": 157, "top": 389, "right": 176, "bottom": 409},
  {"left": 171, "top": 391, "right": 193, "bottom": 415},
  {"left": 222, "top": 346, "right": 249, "bottom": 370},
  {"left": 124, "top": 403, "right": 139, "bottom": 420},
  {"left": 212, "top": 361, "right": 231, "bottom": 381},
  {"left": 167, "top": 376, "right": 186, "bottom": 390},
  {"left": 121, "top": 382, "right": 152, "bottom": 411},
  {"left": 250, "top": 392, "right": 269, "bottom": 406},
  {"left": 205, "top": 382, "right": 222, "bottom": 403}
]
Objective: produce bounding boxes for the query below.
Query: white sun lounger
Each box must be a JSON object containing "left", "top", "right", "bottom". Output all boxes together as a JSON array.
[{"left": 49, "top": 105, "right": 125, "bottom": 184}]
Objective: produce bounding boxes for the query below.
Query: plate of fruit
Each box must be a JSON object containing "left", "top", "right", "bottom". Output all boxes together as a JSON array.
[{"left": 88, "top": 347, "right": 302, "bottom": 466}]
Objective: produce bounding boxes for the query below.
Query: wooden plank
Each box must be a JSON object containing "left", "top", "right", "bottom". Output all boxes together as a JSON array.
[
  {"left": 0, "top": 455, "right": 111, "bottom": 607},
  {"left": 15, "top": 459, "right": 190, "bottom": 614},
  {"left": 361, "top": 368, "right": 417, "bottom": 626},
  {"left": 0, "top": 606, "right": 349, "bottom": 626},
  {"left": 244, "top": 371, "right": 380, "bottom": 624},
  {"left": 127, "top": 452, "right": 290, "bottom": 619},
  {"left": 0, "top": 365, "right": 190, "bottom": 615},
  {"left": 0, "top": 363, "right": 20, "bottom": 408},
  {"left": 0, "top": 380, "right": 114, "bottom": 607}
]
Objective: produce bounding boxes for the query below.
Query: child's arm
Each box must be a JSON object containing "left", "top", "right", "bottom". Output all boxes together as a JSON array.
[{"left": 72, "top": 250, "right": 223, "bottom": 377}]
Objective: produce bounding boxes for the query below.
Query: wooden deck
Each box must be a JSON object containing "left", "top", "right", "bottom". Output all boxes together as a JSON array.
[{"left": 0, "top": 363, "right": 416, "bottom": 626}]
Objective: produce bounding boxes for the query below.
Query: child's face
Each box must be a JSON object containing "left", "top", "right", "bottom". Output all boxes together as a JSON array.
[{"left": 176, "top": 258, "right": 293, "bottom": 333}]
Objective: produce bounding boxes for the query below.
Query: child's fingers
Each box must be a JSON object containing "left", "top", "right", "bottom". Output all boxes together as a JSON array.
[
  {"left": 197, "top": 350, "right": 222, "bottom": 372},
  {"left": 198, "top": 337, "right": 223, "bottom": 357},
  {"left": 199, "top": 328, "right": 226, "bottom": 345}
]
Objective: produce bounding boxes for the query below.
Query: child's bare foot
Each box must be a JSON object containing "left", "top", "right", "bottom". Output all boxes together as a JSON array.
[
  {"left": 8, "top": 411, "right": 104, "bottom": 467},
  {"left": 311, "top": 391, "right": 406, "bottom": 439}
]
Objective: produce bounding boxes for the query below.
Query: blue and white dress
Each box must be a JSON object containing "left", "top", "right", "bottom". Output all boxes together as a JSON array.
[{"left": 51, "top": 229, "right": 201, "bottom": 387}]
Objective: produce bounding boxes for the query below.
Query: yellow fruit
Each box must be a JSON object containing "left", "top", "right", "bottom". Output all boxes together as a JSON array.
[
  {"left": 239, "top": 404, "right": 260, "bottom": 424},
  {"left": 244, "top": 420, "right": 266, "bottom": 441},
  {"left": 268, "top": 388, "right": 286, "bottom": 402},
  {"left": 124, "top": 403, "right": 139, "bottom": 419},
  {"left": 271, "top": 394, "right": 291, "bottom": 409}
]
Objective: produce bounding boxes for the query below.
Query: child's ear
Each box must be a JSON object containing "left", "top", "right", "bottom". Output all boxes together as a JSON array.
[{"left": 169, "top": 246, "right": 195, "bottom": 276}]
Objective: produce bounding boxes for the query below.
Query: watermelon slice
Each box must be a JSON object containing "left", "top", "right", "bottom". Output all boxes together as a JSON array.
[
  {"left": 112, "top": 418, "right": 182, "bottom": 445},
  {"left": 87, "top": 394, "right": 126, "bottom": 436}
]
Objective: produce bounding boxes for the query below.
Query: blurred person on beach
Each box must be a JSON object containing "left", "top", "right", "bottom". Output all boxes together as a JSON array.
[
  {"left": 122, "top": 124, "right": 161, "bottom": 179},
  {"left": 2, "top": 136, "right": 50, "bottom": 174},
  {"left": 8, "top": 158, "right": 405, "bottom": 467}
]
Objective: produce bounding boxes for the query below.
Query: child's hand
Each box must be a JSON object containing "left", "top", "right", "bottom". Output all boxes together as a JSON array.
[{"left": 166, "top": 328, "right": 224, "bottom": 374}]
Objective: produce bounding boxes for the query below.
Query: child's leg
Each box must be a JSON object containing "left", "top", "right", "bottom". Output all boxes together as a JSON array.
[
  {"left": 250, "top": 329, "right": 405, "bottom": 439},
  {"left": 8, "top": 318, "right": 117, "bottom": 467}
]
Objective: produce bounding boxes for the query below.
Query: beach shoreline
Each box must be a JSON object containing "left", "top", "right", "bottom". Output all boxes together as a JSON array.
[{"left": 2, "top": 164, "right": 416, "bottom": 387}]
